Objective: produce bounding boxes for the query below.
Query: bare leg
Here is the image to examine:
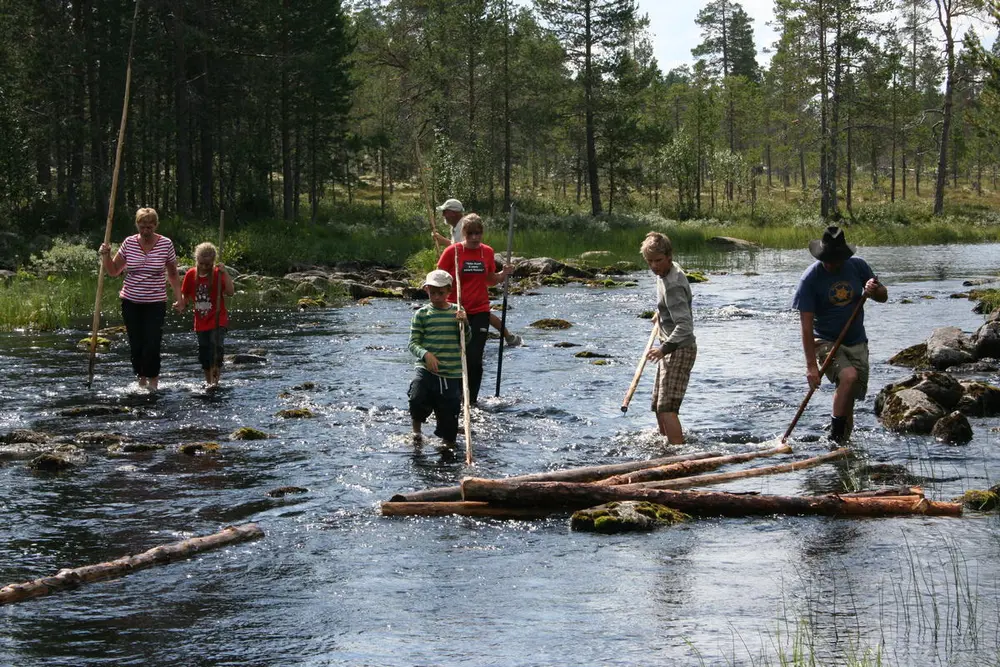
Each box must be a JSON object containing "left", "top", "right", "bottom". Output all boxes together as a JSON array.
[
  {"left": 138, "top": 376, "right": 148, "bottom": 388},
  {"left": 656, "top": 411, "right": 685, "bottom": 444},
  {"left": 147, "top": 376, "right": 159, "bottom": 390}
]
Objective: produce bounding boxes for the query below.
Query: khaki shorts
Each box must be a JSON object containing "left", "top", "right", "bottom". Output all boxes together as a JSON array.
[
  {"left": 815, "top": 340, "right": 868, "bottom": 400},
  {"left": 651, "top": 345, "right": 697, "bottom": 414}
]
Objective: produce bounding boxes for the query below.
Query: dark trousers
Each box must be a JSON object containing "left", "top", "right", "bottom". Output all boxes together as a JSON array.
[
  {"left": 408, "top": 368, "right": 462, "bottom": 442},
  {"left": 121, "top": 299, "right": 166, "bottom": 378},
  {"left": 197, "top": 327, "right": 227, "bottom": 370},
  {"left": 466, "top": 311, "right": 491, "bottom": 405}
]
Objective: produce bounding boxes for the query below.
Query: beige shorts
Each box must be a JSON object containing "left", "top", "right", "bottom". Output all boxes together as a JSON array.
[
  {"left": 815, "top": 340, "right": 869, "bottom": 400},
  {"left": 651, "top": 345, "right": 697, "bottom": 414}
]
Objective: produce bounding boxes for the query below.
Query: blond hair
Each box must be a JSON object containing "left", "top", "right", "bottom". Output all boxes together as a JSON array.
[
  {"left": 640, "top": 231, "right": 672, "bottom": 258},
  {"left": 135, "top": 207, "right": 159, "bottom": 226},
  {"left": 460, "top": 213, "right": 484, "bottom": 236},
  {"left": 194, "top": 242, "right": 217, "bottom": 262}
]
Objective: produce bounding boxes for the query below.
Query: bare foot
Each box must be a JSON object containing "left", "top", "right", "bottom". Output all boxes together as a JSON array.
[
  {"left": 147, "top": 377, "right": 159, "bottom": 390},
  {"left": 138, "top": 377, "right": 148, "bottom": 388}
]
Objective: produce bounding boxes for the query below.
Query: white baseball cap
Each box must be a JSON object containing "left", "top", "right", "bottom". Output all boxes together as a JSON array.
[
  {"left": 423, "top": 269, "right": 453, "bottom": 288},
  {"left": 436, "top": 198, "right": 464, "bottom": 213}
]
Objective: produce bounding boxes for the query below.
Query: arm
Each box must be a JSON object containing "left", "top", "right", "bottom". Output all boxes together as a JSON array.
[
  {"left": 99, "top": 243, "right": 126, "bottom": 277},
  {"left": 166, "top": 260, "right": 182, "bottom": 305},
  {"left": 800, "top": 311, "right": 820, "bottom": 389},
  {"left": 864, "top": 278, "right": 887, "bottom": 303},
  {"left": 408, "top": 311, "right": 434, "bottom": 371},
  {"left": 647, "top": 283, "right": 693, "bottom": 361},
  {"left": 433, "top": 230, "right": 451, "bottom": 246},
  {"left": 219, "top": 264, "right": 235, "bottom": 296}
]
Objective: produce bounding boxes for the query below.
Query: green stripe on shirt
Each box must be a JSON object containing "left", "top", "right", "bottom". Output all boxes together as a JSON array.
[{"left": 408, "top": 303, "right": 470, "bottom": 379}]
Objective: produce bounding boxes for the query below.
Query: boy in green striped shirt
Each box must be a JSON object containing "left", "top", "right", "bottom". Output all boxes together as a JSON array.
[{"left": 408, "top": 269, "right": 470, "bottom": 446}]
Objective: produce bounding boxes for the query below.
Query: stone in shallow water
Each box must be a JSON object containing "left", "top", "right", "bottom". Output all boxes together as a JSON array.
[
  {"left": 570, "top": 501, "right": 689, "bottom": 533},
  {"left": 267, "top": 486, "right": 309, "bottom": 498},
  {"left": 59, "top": 405, "right": 132, "bottom": 417},
  {"left": 230, "top": 427, "right": 269, "bottom": 440},
  {"left": 530, "top": 318, "right": 572, "bottom": 330}
]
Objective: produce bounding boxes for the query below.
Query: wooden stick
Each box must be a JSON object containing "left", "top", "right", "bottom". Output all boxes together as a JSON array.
[
  {"left": 454, "top": 249, "right": 473, "bottom": 464},
  {"left": 631, "top": 448, "right": 851, "bottom": 490},
  {"left": 212, "top": 209, "right": 225, "bottom": 371},
  {"left": 87, "top": 0, "right": 142, "bottom": 389},
  {"left": 414, "top": 138, "right": 440, "bottom": 254},
  {"left": 622, "top": 317, "right": 659, "bottom": 413},
  {"left": 381, "top": 501, "right": 549, "bottom": 519},
  {"left": 389, "top": 450, "right": 725, "bottom": 502},
  {"left": 783, "top": 287, "right": 872, "bottom": 442},
  {"left": 0, "top": 523, "right": 264, "bottom": 605},
  {"left": 460, "top": 478, "right": 962, "bottom": 518},
  {"left": 595, "top": 443, "right": 793, "bottom": 486},
  {"left": 494, "top": 202, "right": 516, "bottom": 398}
]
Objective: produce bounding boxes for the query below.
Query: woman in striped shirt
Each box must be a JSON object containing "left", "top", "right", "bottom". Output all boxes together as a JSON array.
[{"left": 99, "top": 207, "right": 182, "bottom": 389}]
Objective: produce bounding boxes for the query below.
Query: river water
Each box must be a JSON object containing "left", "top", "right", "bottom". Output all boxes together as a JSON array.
[{"left": 1, "top": 243, "right": 999, "bottom": 666}]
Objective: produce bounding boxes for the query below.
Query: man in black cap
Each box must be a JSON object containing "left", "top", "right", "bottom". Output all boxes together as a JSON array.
[{"left": 792, "top": 226, "right": 887, "bottom": 444}]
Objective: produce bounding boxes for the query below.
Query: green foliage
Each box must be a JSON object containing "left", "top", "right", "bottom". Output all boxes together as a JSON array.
[
  {"left": 30, "top": 239, "right": 100, "bottom": 276},
  {"left": 404, "top": 248, "right": 440, "bottom": 283}
]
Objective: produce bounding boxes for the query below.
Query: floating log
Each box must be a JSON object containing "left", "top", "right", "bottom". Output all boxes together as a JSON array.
[
  {"left": 460, "top": 478, "right": 961, "bottom": 518},
  {"left": 631, "top": 448, "right": 850, "bottom": 490},
  {"left": 596, "top": 444, "right": 792, "bottom": 486},
  {"left": 389, "top": 450, "right": 724, "bottom": 502},
  {"left": 381, "top": 501, "right": 550, "bottom": 519},
  {"left": 0, "top": 523, "right": 264, "bottom": 605},
  {"left": 839, "top": 486, "right": 923, "bottom": 498}
]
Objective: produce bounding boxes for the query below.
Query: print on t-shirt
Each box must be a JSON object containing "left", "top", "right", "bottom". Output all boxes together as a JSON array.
[
  {"left": 194, "top": 279, "right": 213, "bottom": 316},
  {"left": 827, "top": 281, "right": 854, "bottom": 307},
  {"left": 462, "top": 259, "right": 486, "bottom": 274}
]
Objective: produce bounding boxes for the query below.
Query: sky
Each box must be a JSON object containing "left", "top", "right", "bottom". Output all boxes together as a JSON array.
[{"left": 639, "top": 0, "right": 998, "bottom": 75}]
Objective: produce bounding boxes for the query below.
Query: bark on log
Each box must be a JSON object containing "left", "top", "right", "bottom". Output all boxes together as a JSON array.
[
  {"left": 839, "top": 486, "right": 923, "bottom": 498},
  {"left": 381, "top": 501, "right": 550, "bottom": 519},
  {"left": 389, "top": 450, "right": 723, "bottom": 502},
  {"left": 596, "top": 444, "right": 793, "bottom": 486},
  {"left": 460, "top": 478, "right": 961, "bottom": 518},
  {"left": 0, "top": 523, "right": 264, "bottom": 605},
  {"left": 630, "top": 449, "right": 850, "bottom": 490}
]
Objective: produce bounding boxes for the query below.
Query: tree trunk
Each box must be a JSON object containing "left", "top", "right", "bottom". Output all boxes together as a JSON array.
[
  {"left": 631, "top": 448, "right": 848, "bottom": 490},
  {"left": 0, "top": 524, "right": 264, "bottom": 605},
  {"left": 934, "top": 8, "right": 955, "bottom": 215},
  {"left": 171, "top": 0, "right": 192, "bottom": 216},
  {"left": 389, "top": 451, "right": 724, "bottom": 503},
  {"left": 583, "top": 8, "right": 602, "bottom": 216},
  {"left": 460, "top": 478, "right": 962, "bottom": 518}
]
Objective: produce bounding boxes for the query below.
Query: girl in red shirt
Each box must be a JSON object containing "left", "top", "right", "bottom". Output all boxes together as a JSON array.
[{"left": 178, "top": 242, "right": 235, "bottom": 386}]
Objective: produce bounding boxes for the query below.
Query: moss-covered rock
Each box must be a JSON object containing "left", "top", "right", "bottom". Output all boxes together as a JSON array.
[
  {"left": 540, "top": 274, "right": 568, "bottom": 286},
  {"left": 77, "top": 336, "right": 111, "bottom": 350},
  {"left": 75, "top": 431, "right": 124, "bottom": 445},
  {"left": 574, "top": 350, "right": 612, "bottom": 358},
  {"left": 571, "top": 501, "right": 689, "bottom": 533},
  {"left": 230, "top": 427, "right": 269, "bottom": 440},
  {"left": 107, "top": 442, "right": 165, "bottom": 454},
  {"left": 276, "top": 408, "right": 316, "bottom": 419},
  {"left": 638, "top": 310, "right": 655, "bottom": 320},
  {"left": 931, "top": 410, "right": 973, "bottom": 444},
  {"left": 686, "top": 271, "right": 708, "bottom": 284},
  {"left": 28, "top": 445, "right": 88, "bottom": 471},
  {"left": 591, "top": 359, "right": 610, "bottom": 366},
  {"left": 292, "top": 382, "right": 317, "bottom": 391},
  {"left": 887, "top": 342, "right": 930, "bottom": 369},
  {"left": 59, "top": 405, "right": 132, "bottom": 417},
  {"left": 530, "top": 318, "right": 572, "bottom": 330},
  {"left": 956, "top": 489, "right": 1000, "bottom": 512},
  {"left": 179, "top": 442, "right": 220, "bottom": 455},
  {"left": 297, "top": 297, "right": 328, "bottom": 309},
  {"left": 2, "top": 429, "right": 48, "bottom": 444},
  {"left": 554, "top": 342, "right": 580, "bottom": 348}
]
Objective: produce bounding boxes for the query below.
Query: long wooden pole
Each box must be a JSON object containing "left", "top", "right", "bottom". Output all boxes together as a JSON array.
[
  {"left": 415, "top": 138, "right": 440, "bottom": 254},
  {"left": 782, "top": 290, "right": 871, "bottom": 442},
  {"left": 494, "top": 203, "right": 516, "bottom": 397},
  {"left": 621, "top": 317, "right": 659, "bottom": 413},
  {"left": 595, "top": 443, "right": 793, "bottom": 486},
  {"left": 212, "top": 210, "right": 225, "bottom": 372},
  {"left": 0, "top": 523, "right": 264, "bottom": 605},
  {"left": 87, "top": 0, "right": 142, "bottom": 389},
  {"left": 455, "top": 250, "right": 473, "bottom": 464},
  {"left": 630, "top": 448, "right": 850, "bottom": 490}
]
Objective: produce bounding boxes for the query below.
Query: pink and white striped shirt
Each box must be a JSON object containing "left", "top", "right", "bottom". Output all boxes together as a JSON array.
[{"left": 118, "top": 234, "right": 177, "bottom": 303}]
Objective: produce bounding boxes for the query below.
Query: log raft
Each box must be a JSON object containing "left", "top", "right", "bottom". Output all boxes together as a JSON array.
[
  {"left": 596, "top": 443, "right": 793, "bottom": 486},
  {"left": 632, "top": 448, "right": 851, "bottom": 490},
  {"left": 0, "top": 523, "right": 264, "bottom": 605},
  {"left": 458, "top": 478, "right": 961, "bottom": 518},
  {"left": 390, "top": 450, "right": 724, "bottom": 502}
]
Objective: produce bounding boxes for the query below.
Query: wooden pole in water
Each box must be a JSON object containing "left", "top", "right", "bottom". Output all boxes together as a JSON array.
[
  {"left": 494, "top": 202, "right": 516, "bottom": 398},
  {"left": 87, "top": 0, "right": 142, "bottom": 389},
  {"left": 0, "top": 523, "right": 264, "bottom": 605},
  {"left": 595, "top": 443, "right": 793, "bottom": 486},
  {"left": 631, "top": 448, "right": 850, "bottom": 490},
  {"left": 455, "top": 250, "right": 473, "bottom": 465},
  {"left": 621, "top": 317, "right": 659, "bottom": 413}
]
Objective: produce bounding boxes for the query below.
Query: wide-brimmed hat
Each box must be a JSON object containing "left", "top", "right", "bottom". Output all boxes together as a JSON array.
[
  {"left": 436, "top": 198, "right": 464, "bottom": 213},
  {"left": 809, "top": 226, "right": 855, "bottom": 262},
  {"left": 423, "top": 269, "right": 453, "bottom": 288}
]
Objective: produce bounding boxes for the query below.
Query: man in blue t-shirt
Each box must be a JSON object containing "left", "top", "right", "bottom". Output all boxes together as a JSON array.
[{"left": 792, "top": 226, "right": 888, "bottom": 444}]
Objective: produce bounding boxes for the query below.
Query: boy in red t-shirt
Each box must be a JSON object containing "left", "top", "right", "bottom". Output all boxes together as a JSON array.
[{"left": 177, "top": 242, "right": 235, "bottom": 386}]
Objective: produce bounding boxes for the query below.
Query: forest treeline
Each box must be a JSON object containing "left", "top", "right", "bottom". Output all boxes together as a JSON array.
[{"left": 2, "top": 0, "right": 1000, "bottom": 239}]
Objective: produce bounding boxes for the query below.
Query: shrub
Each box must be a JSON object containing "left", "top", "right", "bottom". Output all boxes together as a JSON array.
[{"left": 30, "top": 238, "right": 101, "bottom": 276}]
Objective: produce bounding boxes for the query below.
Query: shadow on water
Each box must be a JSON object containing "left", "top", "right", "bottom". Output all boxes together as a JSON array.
[{"left": 2, "top": 243, "right": 1000, "bottom": 665}]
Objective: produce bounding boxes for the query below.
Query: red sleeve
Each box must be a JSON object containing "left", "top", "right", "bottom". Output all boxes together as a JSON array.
[
  {"left": 180, "top": 268, "right": 196, "bottom": 298},
  {"left": 437, "top": 244, "right": 455, "bottom": 276}
]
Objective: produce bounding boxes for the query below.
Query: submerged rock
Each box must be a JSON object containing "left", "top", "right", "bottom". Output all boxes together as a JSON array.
[
  {"left": 59, "top": 405, "right": 132, "bottom": 417},
  {"left": 276, "top": 408, "right": 316, "bottom": 419},
  {"left": 28, "top": 445, "right": 88, "bottom": 471},
  {"left": 956, "top": 489, "right": 1000, "bottom": 512},
  {"left": 0, "top": 442, "right": 54, "bottom": 460},
  {"left": 956, "top": 381, "right": 1000, "bottom": 417},
  {"left": 972, "top": 320, "right": 1000, "bottom": 360},
  {"left": 75, "top": 431, "right": 125, "bottom": 446},
  {"left": 571, "top": 501, "right": 689, "bottom": 533},
  {"left": 179, "top": 442, "right": 221, "bottom": 455},
  {"left": 230, "top": 427, "right": 269, "bottom": 440},
  {"left": 267, "top": 486, "right": 309, "bottom": 498},
  {"left": 530, "top": 318, "right": 572, "bottom": 330},
  {"left": 107, "top": 442, "right": 165, "bottom": 454},
  {"left": 574, "top": 351, "right": 612, "bottom": 359},
  {"left": 554, "top": 342, "right": 581, "bottom": 348},
  {"left": 2, "top": 429, "right": 48, "bottom": 444},
  {"left": 226, "top": 354, "right": 267, "bottom": 365}
]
